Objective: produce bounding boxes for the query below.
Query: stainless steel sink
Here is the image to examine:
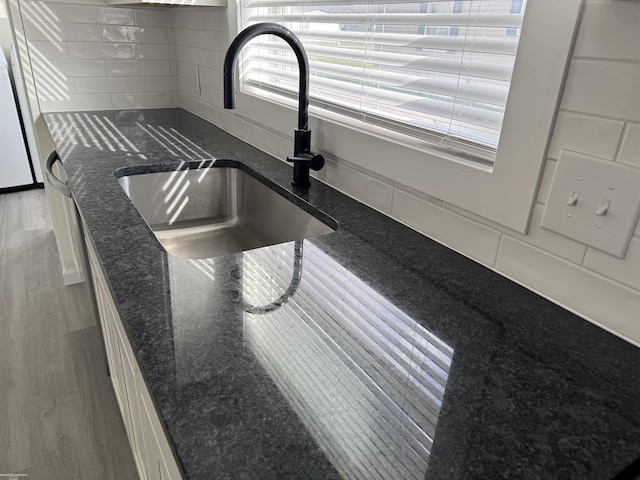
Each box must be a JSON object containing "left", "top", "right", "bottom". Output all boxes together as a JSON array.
[{"left": 117, "top": 166, "right": 336, "bottom": 259}]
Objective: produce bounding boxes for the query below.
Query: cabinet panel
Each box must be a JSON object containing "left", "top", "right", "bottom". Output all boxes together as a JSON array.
[
  {"left": 84, "top": 232, "right": 183, "bottom": 480},
  {"left": 86, "top": 240, "right": 122, "bottom": 405},
  {"left": 115, "top": 313, "right": 148, "bottom": 480},
  {"left": 86, "top": 237, "right": 140, "bottom": 474},
  {"left": 138, "top": 389, "right": 181, "bottom": 480}
]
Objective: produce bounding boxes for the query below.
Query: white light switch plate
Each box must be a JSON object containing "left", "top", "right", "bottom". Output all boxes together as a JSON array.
[{"left": 540, "top": 150, "right": 640, "bottom": 258}]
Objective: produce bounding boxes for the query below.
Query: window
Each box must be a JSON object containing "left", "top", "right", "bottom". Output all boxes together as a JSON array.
[
  {"left": 232, "top": 0, "right": 582, "bottom": 233},
  {"left": 240, "top": 0, "right": 529, "bottom": 162}
]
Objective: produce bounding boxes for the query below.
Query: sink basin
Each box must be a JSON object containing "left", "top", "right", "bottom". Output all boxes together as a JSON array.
[{"left": 116, "top": 165, "right": 336, "bottom": 259}]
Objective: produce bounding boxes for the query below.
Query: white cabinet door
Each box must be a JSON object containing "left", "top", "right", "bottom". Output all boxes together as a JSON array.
[
  {"left": 86, "top": 238, "right": 141, "bottom": 475},
  {"left": 86, "top": 240, "right": 123, "bottom": 406},
  {"left": 138, "top": 386, "right": 182, "bottom": 480},
  {"left": 85, "top": 233, "right": 183, "bottom": 480},
  {"left": 114, "top": 314, "right": 146, "bottom": 476}
]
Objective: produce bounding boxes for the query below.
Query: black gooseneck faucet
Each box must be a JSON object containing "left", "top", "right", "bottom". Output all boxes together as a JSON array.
[{"left": 223, "top": 23, "right": 324, "bottom": 188}]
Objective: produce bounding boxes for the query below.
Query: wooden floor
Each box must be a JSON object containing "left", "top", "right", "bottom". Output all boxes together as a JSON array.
[{"left": 0, "top": 188, "right": 138, "bottom": 479}]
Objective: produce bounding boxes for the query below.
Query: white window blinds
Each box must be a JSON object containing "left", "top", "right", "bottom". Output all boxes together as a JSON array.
[{"left": 239, "top": 0, "right": 527, "bottom": 161}]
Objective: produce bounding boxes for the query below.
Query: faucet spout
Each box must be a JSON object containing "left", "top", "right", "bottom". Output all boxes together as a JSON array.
[
  {"left": 223, "top": 23, "right": 324, "bottom": 188},
  {"left": 223, "top": 22, "right": 309, "bottom": 131}
]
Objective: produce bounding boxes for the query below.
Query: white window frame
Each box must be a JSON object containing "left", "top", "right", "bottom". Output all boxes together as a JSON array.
[{"left": 228, "top": 0, "right": 584, "bottom": 233}]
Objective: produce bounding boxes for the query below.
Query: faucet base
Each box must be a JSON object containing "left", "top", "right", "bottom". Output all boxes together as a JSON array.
[
  {"left": 288, "top": 152, "right": 324, "bottom": 189},
  {"left": 292, "top": 162, "right": 311, "bottom": 188}
]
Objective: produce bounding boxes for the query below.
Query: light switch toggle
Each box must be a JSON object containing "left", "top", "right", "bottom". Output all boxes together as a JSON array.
[
  {"left": 596, "top": 199, "right": 611, "bottom": 216},
  {"left": 566, "top": 191, "right": 580, "bottom": 206}
]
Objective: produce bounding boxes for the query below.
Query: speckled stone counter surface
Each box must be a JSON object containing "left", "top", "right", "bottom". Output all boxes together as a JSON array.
[{"left": 45, "top": 109, "right": 640, "bottom": 480}]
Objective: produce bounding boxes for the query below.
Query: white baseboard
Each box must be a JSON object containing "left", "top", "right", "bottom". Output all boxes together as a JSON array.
[{"left": 63, "top": 267, "right": 84, "bottom": 286}]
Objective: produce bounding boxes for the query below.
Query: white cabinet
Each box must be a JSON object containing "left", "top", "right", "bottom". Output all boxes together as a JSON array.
[{"left": 85, "top": 235, "right": 183, "bottom": 480}]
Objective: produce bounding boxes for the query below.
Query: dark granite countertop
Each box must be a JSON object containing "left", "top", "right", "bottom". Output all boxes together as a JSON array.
[{"left": 46, "top": 108, "right": 640, "bottom": 480}]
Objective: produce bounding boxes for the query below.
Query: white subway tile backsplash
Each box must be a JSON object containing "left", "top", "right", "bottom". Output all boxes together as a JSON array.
[
  {"left": 27, "top": 41, "right": 69, "bottom": 59},
  {"left": 323, "top": 160, "right": 394, "bottom": 214},
  {"left": 177, "top": 76, "right": 197, "bottom": 98},
  {"left": 574, "top": 0, "right": 640, "bottom": 62},
  {"left": 443, "top": 201, "right": 515, "bottom": 234},
  {"left": 198, "top": 66, "right": 222, "bottom": 90},
  {"left": 548, "top": 111, "right": 624, "bottom": 160},
  {"left": 444, "top": 200, "right": 588, "bottom": 264},
  {"left": 392, "top": 190, "right": 501, "bottom": 266},
  {"left": 138, "top": 43, "right": 176, "bottom": 60},
  {"left": 21, "top": 3, "right": 176, "bottom": 112},
  {"left": 214, "top": 109, "right": 243, "bottom": 138},
  {"left": 173, "top": 9, "right": 228, "bottom": 32},
  {"left": 241, "top": 121, "right": 279, "bottom": 157},
  {"left": 199, "top": 102, "right": 220, "bottom": 127},
  {"left": 201, "top": 85, "right": 222, "bottom": 108},
  {"left": 175, "top": 45, "right": 221, "bottom": 70},
  {"left": 133, "top": 8, "right": 174, "bottom": 28},
  {"left": 69, "top": 42, "right": 137, "bottom": 60},
  {"left": 75, "top": 76, "right": 141, "bottom": 94},
  {"left": 61, "top": 5, "right": 133, "bottom": 25},
  {"left": 496, "top": 237, "right": 640, "bottom": 345},
  {"left": 584, "top": 238, "right": 640, "bottom": 290},
  {"left": 177, "top": 61, "right": 197, "bottom": 79},
  {"left": 617, "top": 123, "right": 640, "bottom": 168},
  {"left": 175, "top": 28, "right": 227, "bottom": 50},
  {"left": 48, "top": 59, "right": 106, "bottom": 77},
  {"left": 22, "top": 1, "right": 61, "bottom": 23},
  {"left": 175, "top": 92, "right": 199, "bottom": 116},
  {"left": 277, "top": 137, "right": 294, "bottom": 162},
  {"left": 517, "top": 205, "right": 587, "bottom": 264},
  {"left": 39, "top": 93, "right": 112, "bottom": 112},
  {"left": 142, "top": 76, "right": 177, "bottom": 92},
  {"left": 111, "top": 92, "right": 174, "bottom": 109},
  {"left": 106, "top": 60, "right": 172, "bottom": 77},
  {"left": 32, "top": 73, "right": 75, "bottom": 99},
  {"left": 23, "top": 20, "right": 101, "bottom": 42},
  {"left": 561, "top": 60, "right": 640, "bottom": 122},
  {"left": 102, "top": 26, "right": 169, "bottom": 44},
  {"left": 175, "top": 28, "right": 212, "bottom": 48}
]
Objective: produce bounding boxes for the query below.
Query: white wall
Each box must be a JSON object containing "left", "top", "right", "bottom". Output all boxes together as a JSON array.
[
  {"left": 174, "top": 0, "right": 640, "bottom": 346},
  {"left": 18, "top": 0, "right": 177, "bottom": 112}
]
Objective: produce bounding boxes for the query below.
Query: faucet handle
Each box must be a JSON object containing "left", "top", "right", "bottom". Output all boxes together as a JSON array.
[
  {"left": 287, "top": 152, "right": 324, "bottom": 171},
  {"left": 287, "top": 152, "right": 324, "bottom": 188}
]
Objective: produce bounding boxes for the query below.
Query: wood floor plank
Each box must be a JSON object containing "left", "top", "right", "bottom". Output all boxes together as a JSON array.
[
  {"left": 67, "top": 325, "right": 139, "bottom": 480},
  {"left": 21, "top": 228, "right": 65, "bottom": 292},
  {"left": 0, "top": 242, "right": 32, "bottom": 474},
  {"left": 31, "top": 397, "right": 88, "bottom": 478},
  {"left": 20, "top": 188, "right": 52, "bottom": 231},
  {"left": 0, "top": 195, "right": 22, "bottom": 249},
  {"left": 25, "top": 286, "right": 81, "bottom": 414},
  {"left": 0, "top": 189, "right": 138, "bottom": 479}
]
